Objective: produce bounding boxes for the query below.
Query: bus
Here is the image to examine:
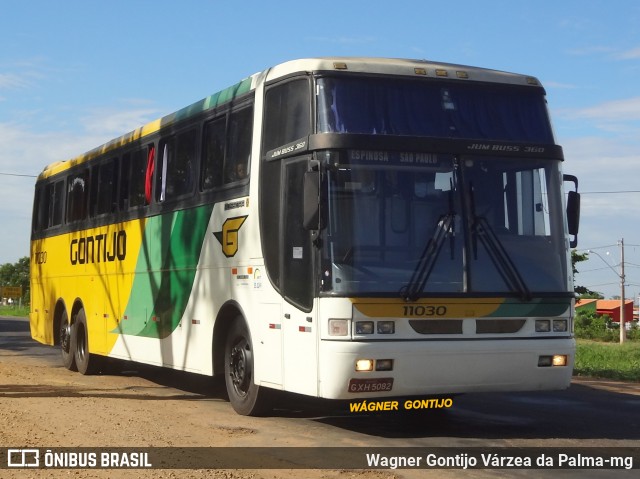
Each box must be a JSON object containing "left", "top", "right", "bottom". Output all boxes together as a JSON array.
[{"left": 30, "top": 58, "right": 581, "bottom": 416}]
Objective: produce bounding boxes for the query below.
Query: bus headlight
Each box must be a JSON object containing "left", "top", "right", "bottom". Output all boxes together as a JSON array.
[
  {"left": 355, "top": 321, "right": 374, "bottom": 334},
  {"left": 377, "top": 321, "right": 395, "bottom": 334},
  {"left": 553, "top": 320, "right": 568, "bottom": 332},
  {"left": 535, "top": 320, "right": 551, "bottom": 332},
  {"left": 329, "top": 319, "right": 349, "bottom": 336}
]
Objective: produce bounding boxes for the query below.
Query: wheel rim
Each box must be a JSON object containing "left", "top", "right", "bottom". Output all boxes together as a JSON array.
[{"left": 229, "top": 337, "right": 252, "bottom": 397}]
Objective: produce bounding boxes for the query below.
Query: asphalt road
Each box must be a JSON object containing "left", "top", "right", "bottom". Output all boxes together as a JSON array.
[{"left": 1, "top": 316, "right": 639, "bottom": 478}]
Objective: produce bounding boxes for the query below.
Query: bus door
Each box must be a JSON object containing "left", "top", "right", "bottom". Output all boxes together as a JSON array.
[{"left": 281, "top": 157, "right": 318, "bottom": 396}]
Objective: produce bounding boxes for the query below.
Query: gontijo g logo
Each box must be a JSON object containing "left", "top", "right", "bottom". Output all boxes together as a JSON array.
[{"left": 213, "top": 216, "right": 248, "bottom": 257}]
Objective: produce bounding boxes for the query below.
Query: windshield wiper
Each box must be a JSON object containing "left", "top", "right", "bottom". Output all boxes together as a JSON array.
[
  {"left": 401, "top": 212, "right": 455, "bottom": 302},
  {"left": 469, "top": 183, "right": 531, "bottom": 301}
]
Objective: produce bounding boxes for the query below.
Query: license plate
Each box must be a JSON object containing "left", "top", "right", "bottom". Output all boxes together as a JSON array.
[{"left": 348, "top": 378, "right": 394, "bottom": 393}]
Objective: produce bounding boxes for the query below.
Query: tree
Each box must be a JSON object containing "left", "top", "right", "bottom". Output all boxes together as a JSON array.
[
  {"left": 571, "top": 250, "right": 603, "bottom": 298},
  {"left": 0, "top": 257, "right": 30, "bottom": 304}
]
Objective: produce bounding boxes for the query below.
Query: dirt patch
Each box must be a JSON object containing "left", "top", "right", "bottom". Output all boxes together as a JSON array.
[{"left": 0, "top": 346, "right": 411, "bottom": 479}]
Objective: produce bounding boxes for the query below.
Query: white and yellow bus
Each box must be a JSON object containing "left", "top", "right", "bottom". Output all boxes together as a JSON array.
[{"left": 30, "top": 58, "right": 581, "bottom": 415}]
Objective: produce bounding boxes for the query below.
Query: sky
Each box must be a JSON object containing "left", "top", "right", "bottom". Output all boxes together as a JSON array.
[{"left": 1, "top": 0, "right": 639, "bottom": 299}]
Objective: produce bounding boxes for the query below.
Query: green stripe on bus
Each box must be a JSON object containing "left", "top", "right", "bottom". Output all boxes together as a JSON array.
[
  {"left": 162, "top": 78, "right": 253, "bottom": 126},
  {"left": 117, "top": 204, "right": 214, "bottom": 338},
  {"left": 488, "top": 298, "right": 571, "bottom": 317}
]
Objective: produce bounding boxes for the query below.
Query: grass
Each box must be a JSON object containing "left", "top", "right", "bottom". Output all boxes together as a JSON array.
[
  {"left": 0, "top": 305, "right": 29, "bottom": 318},
  {"left": 574, "top": 339, "right": 640, "bottom": 382}
]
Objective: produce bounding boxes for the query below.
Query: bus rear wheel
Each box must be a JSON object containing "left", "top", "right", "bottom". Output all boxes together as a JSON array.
[
  {"left": 60, "top": 310, "right": 77, "bottom": 371},
  {"left": 71, "top": 308, "right": 101, "bottom": 375},
  {"left": 224, "top": 318, "right": 271, "bottom": 416}
]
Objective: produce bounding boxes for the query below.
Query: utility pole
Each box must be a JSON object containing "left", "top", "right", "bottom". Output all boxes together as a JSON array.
[{"left": 619, "top": 238, "right": 626, "bottom": 344}]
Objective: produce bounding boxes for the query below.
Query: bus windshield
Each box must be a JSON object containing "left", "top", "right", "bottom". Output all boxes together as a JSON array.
[
  {"left": 316, "top": 76, "right": 553, "bottom": 143},
  {"left": 320, "top": 155, "right": 568, "bottom": 297}
]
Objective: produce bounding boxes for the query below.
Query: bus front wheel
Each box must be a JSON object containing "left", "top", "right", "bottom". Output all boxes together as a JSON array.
[{"left": 224, "top": 318, "right": 271, "bottom": 416}]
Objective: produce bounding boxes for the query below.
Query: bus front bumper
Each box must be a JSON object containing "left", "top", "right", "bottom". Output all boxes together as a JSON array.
[{"left": 318, "top": 337, "right": 575, "bottom": 400}]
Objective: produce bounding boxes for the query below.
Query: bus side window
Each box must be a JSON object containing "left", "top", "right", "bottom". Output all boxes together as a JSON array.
[
  {"left": 262, "top": 78, "right": 310, "bottom": 153},
  {"left": 225, "top": 106, "right": 253, "bottom": 183},
  {"left": 175, "top": 130, "right": 196, "bottom": 195},
  {"left": 157, "top": 130, "right": 196, "bottom": 202},
  {"left": 49, "top": 181, "right": 64, "bottom": 227},
  {"left": 120, "top": 153, "right": 130, "bottom": 209},
  {"left": 202, "top": 116, "right": 226, "bottom": 190},
  {"left": 90, "top": 158, "right": 119, "bottom": 217},
  {"left": 66, "top": 169, "right": 89, "bottom": 223},
  {"left": 121, "top": 149, "right": 147, "bottom": 209},
  {"left": 32, "top": 186, "right": 46, "bottom": 233}
]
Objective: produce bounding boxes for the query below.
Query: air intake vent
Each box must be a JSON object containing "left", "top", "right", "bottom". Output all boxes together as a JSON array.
[
  {"left": 476, "top": 319, "right": 526, "bottom": 334},
  {"left": 409, "top": 320, "right": 462, "bottom": 334}
]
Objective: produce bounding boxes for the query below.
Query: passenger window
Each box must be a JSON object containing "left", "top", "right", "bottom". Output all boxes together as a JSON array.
[
  {"left": 90, "top": 159, "right": 118, "bottom": 216},
  {"left": 31, "top": 186, "right": 48, "bottom": 233},
  {"left": 66, "top": 169, "right": 89, "bottom": 222},
  {"left": 128, "top": 150, "right": 147, "bottom": 208},
  {"left": 225, "top": 107, "right": 253, "bottom": 183},
  {"left": 49, "top": 181, "right": 64, "bottom": 227},
  {"left": 157, "top": 130, "right": 196, "bottom": 201},
  {"left": 202, "top": 116, "right": 226, "bottom": 190},
  {"left": 32, "top": 185, "right": 55, "bottom": 232},
  {"left": 120, "top": 145, "right": 154, "bottom": 209}
]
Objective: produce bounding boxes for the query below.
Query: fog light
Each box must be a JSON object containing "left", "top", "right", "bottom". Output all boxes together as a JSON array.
[
  {"left": 355, "top": 359, "right": 374, "bottom": 372},
  {"left": 552, "top": 355, "right": 568, "bottom": 367},
  {"left": 535, "top": 320, "right": 551, "bottom": 332},
  {"left": 538, "top": 356, "right": 552, "bottom": 367},
  {"left": 538, "top": 355, "right": 568, "bottom": 367},
  {"left": 375, "top": 359, "right": 394, "bottom": 371},
  {"left": 377, "top": 321, "right": 395, "bottom": 334},
  {"left": 553, "top": 320, "right": 568, "bottom": 332},
  {"left": 355, "top": 321, "right": 374, "bottom": 334},
  {"left": 329, "top": 319, "right": 349, "bottom": 336}
]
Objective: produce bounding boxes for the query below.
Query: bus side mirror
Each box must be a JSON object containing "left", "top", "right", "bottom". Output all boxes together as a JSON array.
[
  {"left": 303, "top": 170, "right": 323, "bottom": 230},
  {"left": 563, "top": 174, "right": 580, "bottom": 248}
]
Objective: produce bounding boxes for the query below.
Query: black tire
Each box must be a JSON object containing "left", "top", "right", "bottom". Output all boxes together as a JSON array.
[
  {"left": 71, "top": 309, "right": 101, "bottom": 375},
  {"left": 224, "top": 318, "right": 271, "bottom": 416},
  {"left": 59, "top": 309, "right": 77, "bottom": 371}
]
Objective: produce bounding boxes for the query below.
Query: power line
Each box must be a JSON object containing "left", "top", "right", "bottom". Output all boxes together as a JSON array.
[
  {"left": 579, "top": 243, "right": 640, "bottom": 252},
  {"left": 581, "top": 190, "right": 640, "bottom": 194},
  {"left": 576, "top": 245, "right": 617, "bottom": 253},
  {"left": 580, "top": 266, "right": 620, "bottom": 273},
  {"left": 584, "top": 282, "right": 620, "bottom": 287},
  {"left": 0, "top": 172, "right": 37, "bottom": 178}
]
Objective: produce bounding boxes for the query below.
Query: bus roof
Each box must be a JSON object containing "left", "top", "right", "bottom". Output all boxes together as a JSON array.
[
  {"left": 265, "top": 57, "right": 542, "bottom": 87},
  {"left": 38, "top": 57, "right": 543, "bottom": 180}
]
